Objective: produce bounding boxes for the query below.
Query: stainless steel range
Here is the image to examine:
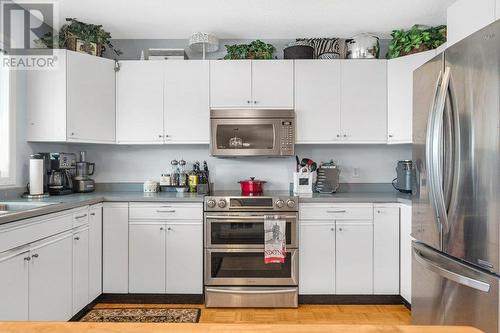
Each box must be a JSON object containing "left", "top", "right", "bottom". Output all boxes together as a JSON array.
[{"left": 204, "top": 192, "right": 298, "bottom": 308}]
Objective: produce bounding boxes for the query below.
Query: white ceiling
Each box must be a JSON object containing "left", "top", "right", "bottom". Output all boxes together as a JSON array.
[{"left": 53, "top": 0, "right": 455, "bottom": 39}]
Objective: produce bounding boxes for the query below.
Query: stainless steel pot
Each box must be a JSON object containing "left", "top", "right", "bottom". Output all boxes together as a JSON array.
[{"left": 346, "top": 33, "right": 380, "bottom": 59}]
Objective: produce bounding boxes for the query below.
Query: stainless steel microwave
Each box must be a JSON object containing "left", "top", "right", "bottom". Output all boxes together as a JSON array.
[{"left": 210, "top": 109, "right": 295, "bottom": 157}]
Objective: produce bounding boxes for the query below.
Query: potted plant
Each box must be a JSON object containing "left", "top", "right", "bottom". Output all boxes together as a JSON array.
[
  {"left": 224, "top": 40, "right": 275, "bottom": 60},
  {"left": 38, "top": 18, "right": 122, "bottom": 57},
  {"left": 387, "top": 25, "right": 446, "bottom": 59}
]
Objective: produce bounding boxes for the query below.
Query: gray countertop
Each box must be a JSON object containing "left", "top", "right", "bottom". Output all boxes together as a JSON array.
[{"left": 298, "top": 192, "right": 412, "bottom": 205}]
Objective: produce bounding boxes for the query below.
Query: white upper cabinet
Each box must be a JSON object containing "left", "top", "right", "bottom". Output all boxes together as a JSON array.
[
  {"left": 210, "top": 60, "right": 252, "bottom": 108},
  {"left": 66, "top": 52, "right": 116, "bottom": 143},
  {"left": 447, "top": 0, "right": 496, "bottom": 46},
  {"left": 387, "top": 50, "right": 436, "bottom": 143},
  {"left": 116, "top": 61, "right": 165, "bottom": 144},
  {"left": 252, "top": 60, "right": 294, "bottom": 109},
  {"left": 164, "top": 61, "right": 210, "bottom": 143},
  {"left": 497, "top": 0, "right": 500, "bottom": 19},
  {"left": 27, "top": 50, "right": 116, "bottom": 143},
  {"left": 295, "top": 60, "right": 342, "bottom": 143},
  {"left": 340, "top": 60, "right": 387, "bottom": 143}
]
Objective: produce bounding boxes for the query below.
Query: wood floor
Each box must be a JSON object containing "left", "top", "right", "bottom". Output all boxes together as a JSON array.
[{"left": 94, "top": 303, "right": 411, "bottom": 325}]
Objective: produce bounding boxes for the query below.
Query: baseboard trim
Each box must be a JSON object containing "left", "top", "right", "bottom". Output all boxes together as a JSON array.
[
  {"left": 299, "top": 294, "right": 404, "bottom": 305},
  {"left": 98, "top": 293, "right": 204, "bottom": 304},
  {"left": 401, "top": 297, "right": 411, "bottom": 310},
  {"left": 69, "top": 295, "right": 102, "bottom": 321}
]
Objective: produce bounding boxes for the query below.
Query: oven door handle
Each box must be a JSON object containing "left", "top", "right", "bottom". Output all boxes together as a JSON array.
[
  {"left": 205, "top": 288, "right": 297, "bottom": 294},
  {"left": 205, "top": 215, "right": 297, "bottom": 220}
]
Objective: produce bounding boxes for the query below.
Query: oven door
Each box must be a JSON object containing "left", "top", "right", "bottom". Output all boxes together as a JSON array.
[
  {"left": 205, "top": 213, "right": 298, "bottom": 249},
  {"left": 205, "top": 248, "right": 298, "bottom": 286},
  {"left": 210, "top": 117, "right": 292, "bottom": 157}
]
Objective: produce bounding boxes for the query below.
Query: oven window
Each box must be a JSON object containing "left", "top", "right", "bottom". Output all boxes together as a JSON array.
[
  {"left": 210, "top": 252, "right": 292, "bottom": 278},
  {"left": 211, "top": 222, "right": 292, "bottom": 245},
  {"left": 216, "top": 124, "right": 274, "bottom": 149}
]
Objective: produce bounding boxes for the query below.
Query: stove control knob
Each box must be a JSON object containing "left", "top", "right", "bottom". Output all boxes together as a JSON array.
[
  {"left": 217, "top": 199, "right": 227, "bottom": 208},
  {"left": 207, "top": 199, "right": 216, "bottom": 208},
  {"left": 286, "top": 199, "right": 296, "bottom": 208},
  {"left": 275, "top": 199, "right": 285, "bottom": 208}
]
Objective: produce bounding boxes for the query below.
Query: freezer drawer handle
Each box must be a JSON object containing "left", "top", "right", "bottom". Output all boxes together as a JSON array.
[
  {"left": 205, "top": 288, "right": 297, "bottom": 295},
  {"left": 413, "top": 248, "right": 490, "bottom": 292}
]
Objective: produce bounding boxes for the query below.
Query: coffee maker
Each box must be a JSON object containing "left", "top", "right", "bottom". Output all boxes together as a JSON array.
[
  {"left": 48, "top": 153, "right": 77, "bottom": 195},
  {"left": 74, "top": 151, "right": 95, "bottom": 193}
]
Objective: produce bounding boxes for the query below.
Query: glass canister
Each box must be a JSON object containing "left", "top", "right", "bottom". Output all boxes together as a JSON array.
[{"left": 346, "top": 33, "right": 380, "bottom": 59}]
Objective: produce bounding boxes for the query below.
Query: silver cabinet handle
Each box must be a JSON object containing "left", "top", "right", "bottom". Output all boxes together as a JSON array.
[
  {"left": 158, "top": 134, "right": 163, "bottom": 138},
  {"left": 388, "top": 134, "right": 393, "bottom": 138},
  {"left": 253, "top": 101, "right": 258, "bottom": 104},
  {"left": 338, "top": 227, "right": 343, "bottom": 231},
  {"left": 330, "top": 227, "right": 335, "bottom": 231},
  {"left": 75, "top": 214, "right": 87, "bottom": 219},
  {"left": 160, "top": 227, "right": 164, "bottom": 230},
  {"left": 90, "top": 212, "right": 96, "bottom": 216},
  {"left": 156, "top": 210, "right": 176, "bottom": 213},
  {"left": 24, "top": 257, "right": 31, "bottom": 261},
  {"left": 165, "top": 134, "right": 170, "bottom": 138},
  {"left": 31, "top": 254, "right": 39, "bottom": 258},
  {"left": 343, "top": 134, "right": 347, "bottom": 137},
  {"left": 247, "top": 100, "right": 251, "bottom": 104},
  {"left": 327, "top": 210, "right": 346, "bottom": 213},
  {"left": 74, "top": 237, "right": 80, "bottom": 240},
  {"left": 336, "top": 134, "right": 340, "bottom": 138},
  {"left": 167, "top": 227, "right": 172, "bottom": 231}
]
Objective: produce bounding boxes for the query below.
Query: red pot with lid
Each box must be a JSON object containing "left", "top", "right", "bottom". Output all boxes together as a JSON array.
[{"left": 238, "top": 177, "right": 267, "bottom": 194}]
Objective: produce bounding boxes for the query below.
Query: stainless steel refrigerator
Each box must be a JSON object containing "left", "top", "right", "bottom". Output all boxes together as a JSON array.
[{"left": 412, "top": 19, "right": 500, "bottom": 333}]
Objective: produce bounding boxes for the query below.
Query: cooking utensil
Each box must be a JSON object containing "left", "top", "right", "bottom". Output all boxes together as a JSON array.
[
  {"left": 346, "top": 33, "right": 380, "bottom": 59},
  {"left": 238, "top": 177, "right": 267, "bottom": 194}
]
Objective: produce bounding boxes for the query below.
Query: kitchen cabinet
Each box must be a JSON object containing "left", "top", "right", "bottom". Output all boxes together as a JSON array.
[
  {"left": 165, "top": 222, "right": 203, "bottom": 294},
  {"left": 103, "top": 203, "right": 129, "bottom": 293},
  {"left": 340, "top": 60, "right": 387, "bottom": 143},
  {"left": 209, "top": 60, "right": 294, "bottom": 109},
  {"left": 164, "top": 61, "right": 209, "bottom": 143},
  {"left": 210, "top": 60, "right": 252, "bottom": 108},
  {"left": 400, "top": 203, "right": 413, "bottom": 304},
  {"left": 373, "top": 205, "right": 400, "bottom": 294},
  {"left": 116, "top": 61, "right": 165, "bottom": 144},
  {"left": 497, "top": 0, "right": 500, "bottom": 19},
  {"left": 72, "top": 226, "right": 89, "bottom": 315},
  {"left": 88, "top": 204, "right": 102, "bottom": 301},
  {"left": 335, "top": 221, "right": 373, "bottom": 294},
  {"left": 29, "top": 232, "right": 73, "bottom": 321},
  {"left": 447, "top": 0, "right": 496, "bottom": 46},
  {"left": 251, "top": 60, "right": 294, "bottom": 108},
  {"left": 0, "top": 247, "right": 30, "bottom": 320},
  {"left": 27, "top": 50, "right": 115, "bottom": 143},
  {"left": 387, "top": 50, "right": 436, "bottom": 143},
  {"left": 299, "top": 222, "right": 336, "bottom": 294},
  {"left": 129, "top": 223, "right": 167, "bottom": 293},
  {"left": 294, "top": 60, "right": 342, "bottom": 143}
]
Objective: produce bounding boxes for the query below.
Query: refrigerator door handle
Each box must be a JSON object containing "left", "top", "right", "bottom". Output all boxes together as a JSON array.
[{"left": 413, "top": 247, "right": 491, "bottom": 292}]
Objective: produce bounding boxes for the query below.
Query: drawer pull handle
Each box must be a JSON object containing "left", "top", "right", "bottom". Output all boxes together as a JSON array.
[
  {"left": 156, "top": 210, "right": 176, "bottom": 213},
  {"left": 90, "top": 213, "right": 96, "bottom": 216},
  {"left": 75, "top": 214, "right": 88, "bottom": 219},
  {"left": 327, "top": 210, "right": 347, "bottom": 213},
  {"left": 160, "top": 227, "right": 164, "bottom": 231},
  {"left": 167, "top": 227, "right": 173, "bottom": 231},
  {"left": 31, "top": 254, "right": 39, "bottom": 258},
  {"left": 24, "top": 257, "right": 31, "bottom": 261}
]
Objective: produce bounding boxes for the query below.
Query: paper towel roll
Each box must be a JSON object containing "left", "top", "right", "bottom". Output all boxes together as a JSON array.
[{"left": 29, "top": 158, "right": 44, "bottom": 195}]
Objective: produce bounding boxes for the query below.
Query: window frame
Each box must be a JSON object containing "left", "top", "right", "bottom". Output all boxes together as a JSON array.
[{"left": 0, "top": 50, "right": 16, "bottom": 187}]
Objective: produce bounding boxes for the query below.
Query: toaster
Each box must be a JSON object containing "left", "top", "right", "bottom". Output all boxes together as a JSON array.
[{"left": 315, "top": 161, "right": 340, "bottom": 193}]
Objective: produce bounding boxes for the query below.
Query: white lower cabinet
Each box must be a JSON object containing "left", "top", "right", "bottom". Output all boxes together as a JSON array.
[
  {"left": 335, "top": 221, "right": 373, "bottom": 294},
  {"left": 165, "top": 223, "right": 203, "bottom": 294},
  {"left": 72, "top": 226, "right": 89, "bottom": 315},
  {"left": 103, "top": 203, "right": 129, "bottom": 293},
  {"left": 373, "top": 205, "right": 400, "bottom": 294},
  {"left": 88, "top": 204, "right": 103, "bottom": 301},
  {"left": 129, "top": 223, "right": 167, "bottom": 293},
  {"left": 0, "top": 247, "right": 30, "bottom": 320},
  {"left": 29, "top": 232, "right": 73, "bottom": 321},
  {"left": 400, "top": 203, "right": 413, "bottom": 304},
  {"left": 299, "top": 222, "right": 335, "bottom": 294}
]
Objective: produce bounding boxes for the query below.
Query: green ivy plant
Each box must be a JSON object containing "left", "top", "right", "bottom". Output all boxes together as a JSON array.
[
  {"left": 224, "top": 40, "right": 275, "bottom": 60},
  {"left": 38, "top": 18, "right": 122, "bottom": 56},
  {"left": 387, "top": 25, "right": 446, "bottom": 59}
]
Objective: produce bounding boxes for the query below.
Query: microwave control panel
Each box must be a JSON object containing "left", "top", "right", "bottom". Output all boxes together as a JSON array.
[{"left": 280, "top": 120, "right": 294, "bottom": 155}]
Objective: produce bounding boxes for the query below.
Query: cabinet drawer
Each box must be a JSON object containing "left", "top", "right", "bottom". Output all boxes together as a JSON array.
[
  {"left": 299, "top": 203, "right": 373, "bottom": 221},
  {"left": 72, "top": 207, "right": 89, "bottom": 227},
  {"left": 129, "top": 203, "right": 203, "bottom": 221}
]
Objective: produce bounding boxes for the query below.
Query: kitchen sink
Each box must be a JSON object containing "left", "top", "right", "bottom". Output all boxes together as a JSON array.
[{"left": 0, "top": 201, "right": 57, "bottom": 215}]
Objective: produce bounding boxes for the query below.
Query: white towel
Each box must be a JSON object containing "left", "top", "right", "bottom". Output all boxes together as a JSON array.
[{"left": 264, "top": 215, "right": 286, "bottom": 264}]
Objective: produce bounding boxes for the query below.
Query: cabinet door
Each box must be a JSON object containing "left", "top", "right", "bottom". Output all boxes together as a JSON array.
[
  {"left": 166, "top": 223, "right": 203, "bottom": 294},
  {"left": 295, "top": 60, "right": 341, "bottom": 143},
  {"left": 66, "top": 51, "right": 116, "bottom": 143},
  {"left": 252, "top": 60, "right": 294, "bottom": 109},
  {"left": 103, "top": 203, "right": 129, "bottom": 293},
  {"left": 72, "top": 228, "right": 89, "bottom": 315},
  {"left": 336, "top": 221, "right": 373, "bottom": 294},
  {"left": 299, "top": 222, "right": 335, "bottom": 294},
  {"left": 164, "top": 61, "right": 209, "bottom": 143},
  {"left": 447, "top": 0, "right": 496, "bottom": 46},
  {"left": 387, "top": 51, "right": 436, "bottom": 143},
  {"left": 341, "top": 61, "right": 387, "bottom": 143},
  {"left": 129, "top": 223, "right": 166, "bottom": 293},
  {"left": 116, "top": 61, "right": 165, "bottom": 143},
  {"left": 0, "top": 248, "right": 29, "bottom": 320},
  {"left": 88, "top": 205, "right": 102, "bottom": 301},
  {"left": 497, "top": 0, "right": 500, "bottom": 19},
  {"left": 400, "top": 204, "right": 413, "bottom": 304},
  {"left": 373, "top": 206, "right": 400, "bottom": 294},
  {"left": 29, "top": 233, "right": 73, "bottom": 321},
  {"left": 210, "top": 60, "right": 252, "bottom": 108}
]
